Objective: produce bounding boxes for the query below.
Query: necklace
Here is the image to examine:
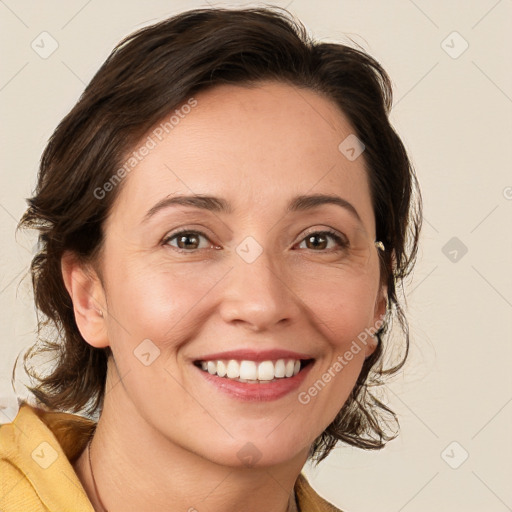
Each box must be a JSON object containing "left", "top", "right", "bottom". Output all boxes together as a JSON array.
[
  {"left": 87, "top": 439, "right": 298, "bottom": 512},
  {"left": 87, "top": 439, "right": 109, "bottom": 512}
]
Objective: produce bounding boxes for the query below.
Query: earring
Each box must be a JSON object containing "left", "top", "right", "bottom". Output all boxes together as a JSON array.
[{"left": 374, "top": 241, "right": 385, "bottom": 251}]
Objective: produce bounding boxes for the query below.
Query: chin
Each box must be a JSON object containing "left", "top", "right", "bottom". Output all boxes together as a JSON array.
[{"left": 197, "top": 432, "right": 311, "bottom": 469}]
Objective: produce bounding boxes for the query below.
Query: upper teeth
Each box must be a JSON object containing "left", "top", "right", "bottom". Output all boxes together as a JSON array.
[{"left": 199, "top": 359, "right": 301, "bottom": 381}]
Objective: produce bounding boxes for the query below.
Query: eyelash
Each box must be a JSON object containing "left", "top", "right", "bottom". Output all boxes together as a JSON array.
[{"left": 162, "top": 228, "right": 349, "bottom": 253}]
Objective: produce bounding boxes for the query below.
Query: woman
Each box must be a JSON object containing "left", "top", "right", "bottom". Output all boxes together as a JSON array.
[{"left": 0, "top": 6, "right": 421, "bottom": 512}]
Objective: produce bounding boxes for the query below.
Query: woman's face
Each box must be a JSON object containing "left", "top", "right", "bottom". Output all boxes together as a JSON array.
[{"left": 91, "top": 81, "right": 386, "bottom": 467}]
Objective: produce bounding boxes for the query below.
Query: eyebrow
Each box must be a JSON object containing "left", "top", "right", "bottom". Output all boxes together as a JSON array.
[{"left": 142, "top": 193, "right": 362, "bottom": 224}]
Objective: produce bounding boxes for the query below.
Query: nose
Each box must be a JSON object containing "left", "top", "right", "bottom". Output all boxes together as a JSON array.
[{"left": 218, "top": 249, "right": 302, "bottom": 332}]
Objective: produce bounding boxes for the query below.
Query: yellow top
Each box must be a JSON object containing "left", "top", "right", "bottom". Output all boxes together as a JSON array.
[{"left": 0, "top": 402, "right": 343, "bottom": 511}]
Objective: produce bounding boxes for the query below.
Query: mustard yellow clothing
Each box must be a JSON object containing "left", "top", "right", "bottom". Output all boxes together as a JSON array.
[{"left": 0, "top": 402, "right": 343, "bottom": 511}]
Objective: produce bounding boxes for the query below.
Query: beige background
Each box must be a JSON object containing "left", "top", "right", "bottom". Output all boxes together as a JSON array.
[{"left": 1, "top": 1, "right": 511, "bottom": 510}]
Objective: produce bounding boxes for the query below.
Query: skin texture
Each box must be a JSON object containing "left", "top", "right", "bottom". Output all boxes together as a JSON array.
[{"left": 64, "top": 81, "right": 387, "bottom": 512}]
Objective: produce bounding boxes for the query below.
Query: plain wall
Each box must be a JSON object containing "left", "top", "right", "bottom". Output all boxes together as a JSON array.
[{"left": 1, "top": 1, "right": 511, "bottom": 511}]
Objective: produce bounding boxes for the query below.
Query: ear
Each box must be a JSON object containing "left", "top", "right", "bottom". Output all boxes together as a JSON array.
[
  {"left": 373, "top": 283, "right": 388, "bottom": 329},
  {"left": 365, "top": 283, "right": 388, "bottom": 358},
  {"left": 61, "top": 251, "right": 109, "bottom": 348}
]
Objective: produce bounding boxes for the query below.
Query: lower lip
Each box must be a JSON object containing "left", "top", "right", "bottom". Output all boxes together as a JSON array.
[{"left": 195, "top": 362, "right": 314, "bottom": 402}]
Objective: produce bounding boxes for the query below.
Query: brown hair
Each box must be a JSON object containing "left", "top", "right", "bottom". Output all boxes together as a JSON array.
[{"left": 16, "top": 6, "right": 422, "bottom": 464}]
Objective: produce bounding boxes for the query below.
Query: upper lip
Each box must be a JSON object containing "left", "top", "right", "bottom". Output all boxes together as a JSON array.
[{"left": 194, "top": 349, "right": 315, "bottom": 362}]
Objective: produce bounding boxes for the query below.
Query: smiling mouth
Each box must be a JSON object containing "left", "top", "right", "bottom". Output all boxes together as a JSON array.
[{"left": 193, "top": 358, "right": 315, "bottom": 384}]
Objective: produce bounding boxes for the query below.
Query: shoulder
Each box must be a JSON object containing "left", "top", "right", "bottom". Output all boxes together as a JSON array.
[
  {"left": 0, "top": 401, "right": 96, "bottom": 512},
  {"left": 295, "top": 471, "right": 345, "bottom": 512}
]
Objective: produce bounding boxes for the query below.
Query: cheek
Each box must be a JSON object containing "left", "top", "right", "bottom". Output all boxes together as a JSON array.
[
  {"left": 104, "top": 251, "right": 379, "bottom": 352},
  {"left": 103, "top": 258, "right": 230, "bottom": 352},
  {"left": 297, "top": 270, "right": 380, "bottom": 348},
  {"left": 294, "top": 276, "right": 376, "bottom": 425}
]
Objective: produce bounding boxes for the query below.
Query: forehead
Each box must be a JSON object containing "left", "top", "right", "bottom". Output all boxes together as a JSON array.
[{"left": 107, "top": 81, "right": 375, "bottom": 234}]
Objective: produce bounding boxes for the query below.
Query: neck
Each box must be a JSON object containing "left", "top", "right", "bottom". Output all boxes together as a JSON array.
[{"left": 74, "top": 369, "right": 308, "bottom": 512}]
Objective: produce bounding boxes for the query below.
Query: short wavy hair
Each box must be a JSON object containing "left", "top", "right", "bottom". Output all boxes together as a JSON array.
[{"left": 15, "top": 6, "right": 422, "bottom": 464}]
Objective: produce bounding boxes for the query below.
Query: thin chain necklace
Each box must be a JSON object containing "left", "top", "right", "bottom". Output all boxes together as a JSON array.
[
  {"left": 87, "top": 439, "right": 109, "bottom": 512},
  {"left": 87, "top": 438, "right": 298, "bottom": 512}
]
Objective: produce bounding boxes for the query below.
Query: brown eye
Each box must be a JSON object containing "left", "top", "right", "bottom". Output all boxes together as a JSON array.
[
  {"left": 305, "top": 233, "right": 328, "bottom": 250},
  {"left": 164, "top": 230, "right": 211, "bottom": 251},
  {"left": 297, "top": 230, "right": 348, "bottom": 251},
  {"left": 177, "top": 233, "right": 200, "bottom": 249}
]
